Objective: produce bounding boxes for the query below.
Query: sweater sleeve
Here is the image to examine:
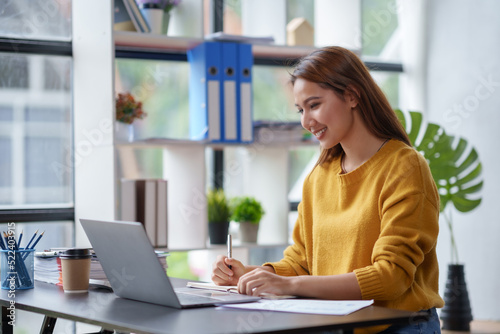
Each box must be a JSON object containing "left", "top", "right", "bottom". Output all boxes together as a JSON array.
[
  {"left": 264, "top": 203, "right": 310, "bottom": 276},
  {"left": 354, "top": 154, "right": 440, "bottom": 301}
]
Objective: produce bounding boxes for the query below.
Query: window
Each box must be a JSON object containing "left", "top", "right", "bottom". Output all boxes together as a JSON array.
[
  {"left": 0, "top": 53, "right": 72, "bottom": 208},
  {"left": 115, "top": 58, "right": 190, "bottom": 140},
  {"left": 0, "top": 2, "right": 74, "bottom": 242},
  {"left": 0, "top": 0, "right": 72, "bottom": 41},
  {"left": 361, "top": 0, "right": 401, "bottom": 61}
]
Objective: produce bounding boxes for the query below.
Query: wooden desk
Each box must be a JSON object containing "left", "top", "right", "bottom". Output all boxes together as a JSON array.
[{"left": 0, "top": 279, "right": 428, "bottom": 334}]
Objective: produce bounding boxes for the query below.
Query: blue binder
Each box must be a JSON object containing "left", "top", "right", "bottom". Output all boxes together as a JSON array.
[
  {"left": 237, "top": 43, "right": 253, "bottom": 143},
  {"left": 221, "top": 42, "right": 238, "bottom": 142},
  {"left": 188, "top": 41, "right": 254, "bottom": 143},
  {"left": 188, "top": 42, "right": 222, "bottom": 141}
]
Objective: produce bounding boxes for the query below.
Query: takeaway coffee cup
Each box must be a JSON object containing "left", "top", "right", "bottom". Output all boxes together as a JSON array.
[{"left": 59, "top": 248, "right": 92, "bottom": 293}]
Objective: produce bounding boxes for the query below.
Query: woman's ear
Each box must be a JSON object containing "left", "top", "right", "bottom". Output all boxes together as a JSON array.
[{"left": 345, "top": 86, "right": 360, "bottom": 109}]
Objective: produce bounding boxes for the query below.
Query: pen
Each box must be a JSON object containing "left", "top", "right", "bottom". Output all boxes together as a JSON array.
[{"left": 227, "top": 234, "right": 232, "bottom": 269}]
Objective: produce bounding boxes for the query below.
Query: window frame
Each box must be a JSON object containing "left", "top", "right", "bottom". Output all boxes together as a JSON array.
[{"left": 0, "top": 38, "right": 74, "bottom": 223}]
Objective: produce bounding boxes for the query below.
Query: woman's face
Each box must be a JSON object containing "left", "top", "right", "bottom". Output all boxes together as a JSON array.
[{"left": 293, "top": 78, "right": 356, "bottom": 149}]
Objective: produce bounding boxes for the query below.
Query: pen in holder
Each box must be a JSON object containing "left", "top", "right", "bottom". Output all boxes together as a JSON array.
[{"left": 1, "top": 249, "right": 35, "bottom": 290}]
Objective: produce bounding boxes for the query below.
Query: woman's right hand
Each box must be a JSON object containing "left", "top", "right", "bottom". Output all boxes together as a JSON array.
[{"left": 212, "top": 255, "right": 246, "bottom": 286}]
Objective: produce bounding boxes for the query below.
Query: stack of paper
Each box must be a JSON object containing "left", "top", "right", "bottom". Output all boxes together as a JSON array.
[
  {"left": 34, "top": 252, "right": 61, "bottom": 285},
  {"left": 205, "top": 32, "right": 275, "bottom": 45},
  {"left": 221, "top": 299, "right": 374, "bottom": 316}
]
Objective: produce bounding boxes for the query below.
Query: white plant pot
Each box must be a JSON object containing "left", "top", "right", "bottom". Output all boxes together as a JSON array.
[
  {"left": 141, "top": 8, "right": 164, "bottom": 34},
  {"left": 239, "top": 222, "right": 259, "bottom": 243},
  {"left": 115, "top": 122, "right": 134, "bottom": 142}
]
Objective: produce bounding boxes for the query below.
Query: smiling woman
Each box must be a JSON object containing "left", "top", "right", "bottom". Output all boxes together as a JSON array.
[{"left": 212, "top": 46, "right": 444, "bottom": 334}]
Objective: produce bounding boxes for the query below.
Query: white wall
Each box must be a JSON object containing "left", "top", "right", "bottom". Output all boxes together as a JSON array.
[{"left": 426, "top": 0, "right": 500, "bottom": 321}]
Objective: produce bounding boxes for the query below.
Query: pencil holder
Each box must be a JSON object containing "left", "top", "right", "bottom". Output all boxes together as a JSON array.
[{"left": 1, "top": 249, "right": 35, "bottom": 290}]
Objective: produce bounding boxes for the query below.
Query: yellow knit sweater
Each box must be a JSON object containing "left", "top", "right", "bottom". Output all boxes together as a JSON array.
[{"left": 266, "top": 139, "right": 444, "bottom": 315}]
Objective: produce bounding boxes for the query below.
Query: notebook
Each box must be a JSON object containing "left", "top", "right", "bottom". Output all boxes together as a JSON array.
[{"left": 80, "top": 219, "right": 260, "bottom": 308}]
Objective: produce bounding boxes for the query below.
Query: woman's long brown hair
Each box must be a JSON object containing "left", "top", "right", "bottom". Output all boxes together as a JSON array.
[{"left": 290, "top": 46, "right": 411, "bottom": 165}]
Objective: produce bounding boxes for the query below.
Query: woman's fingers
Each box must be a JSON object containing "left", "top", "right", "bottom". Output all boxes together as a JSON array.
[
  {"left": 238, "top": 269, "right": 291, "bottom": 296},
  {"left": 211, "top": 255, "right": 245, "bottom": 285}
]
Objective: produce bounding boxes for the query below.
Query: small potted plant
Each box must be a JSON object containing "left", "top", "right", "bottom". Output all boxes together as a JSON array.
[
  {"left": 230, "top": 196, "right": 265, "bottom": 243},
  {"left": 136, "top": 0, "right": 182, "bottom": 34},
  {"left": 115, "top": 92, "right": 147, "bottom": 142},
  {"left": 207, "top": 188, "right": 231, "bottom": 245}
]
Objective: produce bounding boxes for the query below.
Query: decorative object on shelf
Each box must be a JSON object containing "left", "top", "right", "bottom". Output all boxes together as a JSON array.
[
  {"left": 396, "top": 110, "right": 483, "bottom": 332},
  {"left": 230, "top": 196, "right": 265, "bottom": 243},
  {"left": 286, "top": 17, "right": 314, "bottom": 46},
  {"left": 115, "top": 92, "right": 147, "bottom": 142},
  {"left": 207, "top": 188, "right": 231, "bottom": 245},
  {"left": 136, "top": 0, "right": 181, "bottom": 34}
]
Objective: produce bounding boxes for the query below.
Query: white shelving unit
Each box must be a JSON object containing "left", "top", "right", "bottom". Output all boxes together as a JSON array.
[{"left": 73, "top": 0, "right": 318, "bottom": 249}]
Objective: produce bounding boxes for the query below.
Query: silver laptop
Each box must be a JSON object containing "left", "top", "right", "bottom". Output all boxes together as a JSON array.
[{"left": 80, "top": 218, "right": 260, "bottom": 308}]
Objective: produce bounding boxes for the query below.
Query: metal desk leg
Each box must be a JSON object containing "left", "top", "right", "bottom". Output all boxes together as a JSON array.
[
  {"left": 40, "top": 315, "right": 57, "bottom": 334},
  {"left": 1, "top": 306, "right": 13, "bottom": 334}
]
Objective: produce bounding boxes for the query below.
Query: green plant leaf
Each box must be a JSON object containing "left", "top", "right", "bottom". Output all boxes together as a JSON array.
[
  {"left": 207, "top": 189, "right": 231, "bottom": 223},
  {"left": 230, "top": 196, "right": 265, "bottom": 224},
  {"left": 408, "top": 111, "right": 423, "bottom": 145},
  {"left": 396, "top": 110, "right": 483, "bottom": 214}
]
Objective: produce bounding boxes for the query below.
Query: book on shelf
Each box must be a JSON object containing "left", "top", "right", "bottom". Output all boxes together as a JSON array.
[
  {"left": 156, "top": 179, "right": 168, "bottom": 247},
  {"left": 144, "top": 179, "right": 157, "bottom": 245},
  {"left": 114, "top": 0, "right": 136, "bottom": 32},
  {"left": 120, "top": 178, "right": 168, "bottom": 247},
  {"left": 122, "top": 0, "right": 151, "bottom": 33}
]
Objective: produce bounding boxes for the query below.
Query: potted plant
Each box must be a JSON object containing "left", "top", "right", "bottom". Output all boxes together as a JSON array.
[
  {"left": 207, "top": 188, "right": 231, "bottom": 245},
  {"left": 115, "top": 92, "right": 147, "bottom": 142},
  {"left": 136, "top": 0, "right": 182, "bottom": 34},
  {"left": 230, "top": 196, "right": 265, "bottom": 243},
  {"left": 396, "top": 110, "right": 483, "bottom": 331}
]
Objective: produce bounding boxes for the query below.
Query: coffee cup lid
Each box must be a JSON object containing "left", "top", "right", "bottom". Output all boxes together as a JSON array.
[{"left": 59, "top": 248, "right": 92, "bottom": 260}]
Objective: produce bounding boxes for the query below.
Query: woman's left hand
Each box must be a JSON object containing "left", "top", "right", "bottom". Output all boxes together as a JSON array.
[{"left": 237, "top": 268, "right": 295, "bottom": 296}]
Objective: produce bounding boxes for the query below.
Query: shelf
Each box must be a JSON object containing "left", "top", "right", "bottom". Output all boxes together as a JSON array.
[
  {"left": 114, "top": 31, "right": 202, "bottom": 55},
  {"left": 115, "top": 138, "right": 207, "bottom": 148},
  {"left": 115, "top": 137, "right": 319, "bottom": 149},
  {"left": 114, "top": 31, "right": 318, "bottom": 61}
]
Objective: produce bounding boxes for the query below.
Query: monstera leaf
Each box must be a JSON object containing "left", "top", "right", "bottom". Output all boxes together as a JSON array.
[{"left": 395, "top": 110, "right": 483, "bottom": 213}]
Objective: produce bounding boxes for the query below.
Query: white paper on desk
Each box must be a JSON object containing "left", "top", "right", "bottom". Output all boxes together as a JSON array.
[{"left": 220, "top": 299, "right": 374, "bottom": 316}]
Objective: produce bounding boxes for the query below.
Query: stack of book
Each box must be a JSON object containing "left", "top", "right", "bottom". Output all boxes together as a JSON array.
[
  {"left": 34, "top": 249, "right": 169, "bottom": 289},
  {"left": 120, "top": 179, "right": 168, "bottom": 248},
  {"left": 114, "top": 0, "right": 151, "bottom": 33}
]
